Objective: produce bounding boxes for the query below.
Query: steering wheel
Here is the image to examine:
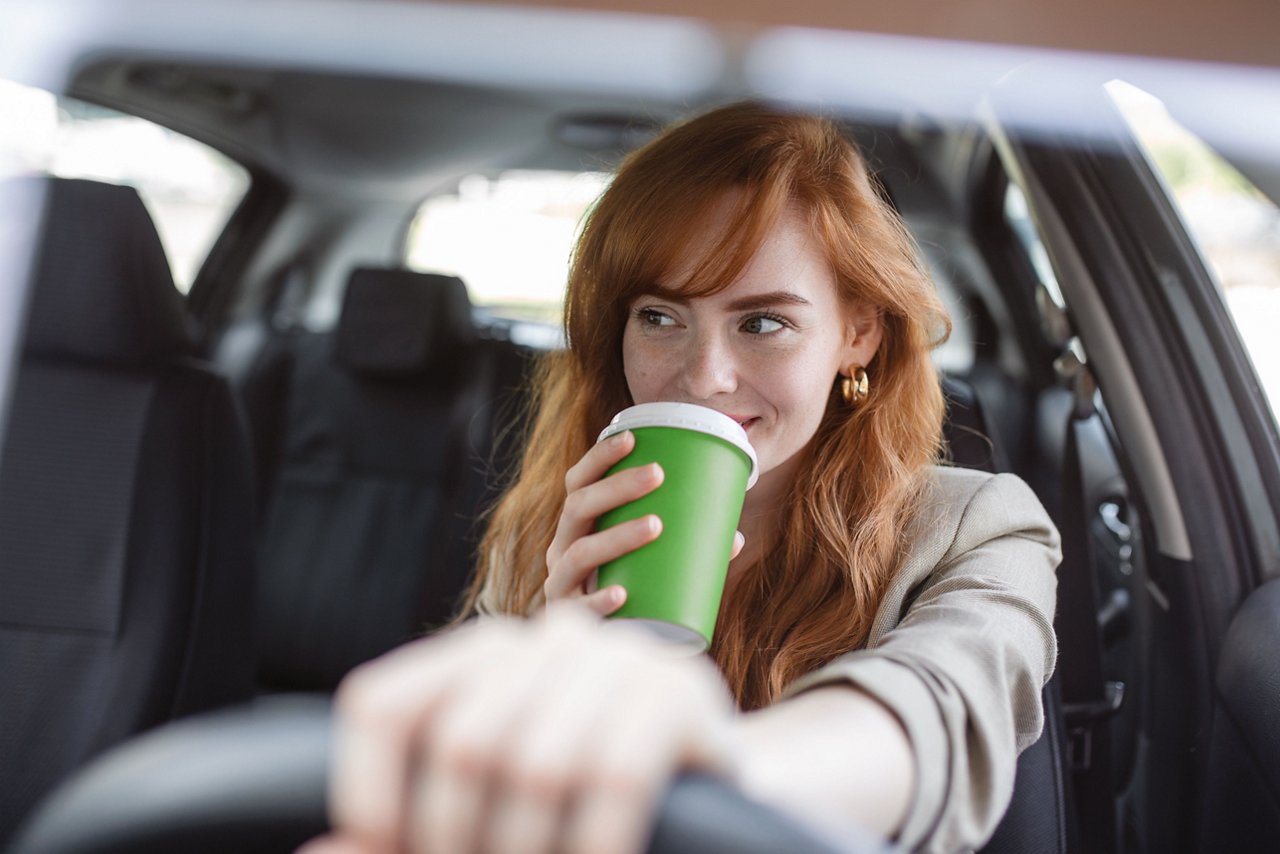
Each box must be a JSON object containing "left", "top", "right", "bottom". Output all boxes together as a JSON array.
[{"left": 12, "top": 695, "right": 890, "bottom": 854}]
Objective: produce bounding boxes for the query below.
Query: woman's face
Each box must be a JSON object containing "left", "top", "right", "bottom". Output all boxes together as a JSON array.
[{"left": 622, "top": 203, "right": 882, "bottom": 500}]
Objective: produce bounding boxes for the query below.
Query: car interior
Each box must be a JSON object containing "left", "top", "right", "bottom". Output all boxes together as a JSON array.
[{"left": 2, "top": 9, "right": 1279, "bottom": 852}]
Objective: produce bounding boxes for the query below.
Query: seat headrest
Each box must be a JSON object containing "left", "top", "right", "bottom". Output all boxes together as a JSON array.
[
  {"left": 941, "top": 373, "right": 1006, "bottom": 473},
  {"left": 23, "top": 177, "right": 193, "bottom": 365},
  {"left": 334, "top": 267, "right": 476, "bottom": 377}
]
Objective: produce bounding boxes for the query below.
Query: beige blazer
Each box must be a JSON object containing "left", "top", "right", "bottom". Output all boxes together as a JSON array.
[
  {"left": 784, "top": 466, "right": 1061, "bottom": 854},
  {"left": 480, "top": 464, "right": 1059, "bottom": 852}
]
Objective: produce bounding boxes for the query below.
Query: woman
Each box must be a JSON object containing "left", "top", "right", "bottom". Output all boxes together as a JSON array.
[{"left": 310, "top": 102, "right": 1060, "bottom": 854}]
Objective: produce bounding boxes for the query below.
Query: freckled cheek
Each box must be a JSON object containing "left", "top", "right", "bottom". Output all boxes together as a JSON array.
[
  {"left": 626, "top": 369, "right": 663, "bottom": 403},
  {"left": 622, "top": 340, "right": 676, "bottom": 402}
]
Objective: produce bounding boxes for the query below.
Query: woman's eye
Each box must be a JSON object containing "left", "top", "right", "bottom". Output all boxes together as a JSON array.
[
  {"left": 635, "top": 307, "right": 675, "bottom": 327},
  {"left": 741, "top": 314, "right": 786, "bottom": 334}
]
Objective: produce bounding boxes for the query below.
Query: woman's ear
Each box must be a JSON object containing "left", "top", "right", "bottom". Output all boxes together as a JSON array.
[{"left": 842, "top": 302, "right": 883, "bottom": 369}]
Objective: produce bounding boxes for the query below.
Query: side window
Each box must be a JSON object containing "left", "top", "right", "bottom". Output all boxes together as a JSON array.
[
  {"left": 1108, "top": 80, "right": 1280, "bottom": 420},
  {"left": 0, "top": 79, "right": 250, "bottom": 292},
  {"left": 405, "top": 170, "right": 611, "bottom": 328}
]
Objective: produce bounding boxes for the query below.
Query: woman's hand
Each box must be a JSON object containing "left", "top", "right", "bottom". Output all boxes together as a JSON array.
[
  {"left": 543, "top": 430, "right": 663, "bottom": 615},
  {"left": 306, "top": 607, "right": 738, "bottom": 854},
  {"left": 544, "top": 431, "right": 743, "bottom": 616}
]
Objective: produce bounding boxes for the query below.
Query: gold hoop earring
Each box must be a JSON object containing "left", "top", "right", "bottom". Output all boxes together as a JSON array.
[{"left": 839, "top": 365, "right": 869, "bottom": 406}]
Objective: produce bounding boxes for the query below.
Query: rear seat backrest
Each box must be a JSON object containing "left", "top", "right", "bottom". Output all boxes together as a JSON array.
[
  {"left": 253, "top": 268, "right": 531, "bottom": 691},
  {"left": 0, "top": 178, "right": 257, "bottom": 843}
]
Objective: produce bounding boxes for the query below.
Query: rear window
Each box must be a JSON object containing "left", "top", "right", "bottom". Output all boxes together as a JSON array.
[
  {"left": 405, "top": 170, "right": 611, "bottom": 325},
  {"left": 0, "top": 79, "right": 250, "bottom": 292}
]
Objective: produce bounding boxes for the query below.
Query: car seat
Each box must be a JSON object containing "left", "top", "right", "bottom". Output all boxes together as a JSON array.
[
  {"left": 941, "top": 374, "right": 1074, "bottom": 853},
  {"left": 248, "top": 267, "right": 532, "bottom": 691},
  {"left": 0, "top": 177, "right": 258, "bottom": 844}
]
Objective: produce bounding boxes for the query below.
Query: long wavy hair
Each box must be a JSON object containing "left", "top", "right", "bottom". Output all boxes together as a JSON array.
[{"left": 459, "top": 102, "right": 950, "bottom": 710}]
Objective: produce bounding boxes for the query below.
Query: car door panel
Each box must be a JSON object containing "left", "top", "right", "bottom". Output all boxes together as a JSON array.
[
  {"left": 1201, "top": 578, "right": 1280, "bottom": 852},
  {"left": 989, "top": 82, "right": 1280, "bottom": 853}
]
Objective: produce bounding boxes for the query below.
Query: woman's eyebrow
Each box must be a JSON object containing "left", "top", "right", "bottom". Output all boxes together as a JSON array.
[
  {"left": 641, "top": 290, "right": 814, "bottom": 311},
  {"left": 724, "top": 291, "right": 813, "bottom": 311}
]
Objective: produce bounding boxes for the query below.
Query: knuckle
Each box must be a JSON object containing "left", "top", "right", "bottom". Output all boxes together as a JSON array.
[
  {"left": 504, "top": 759, "right": 570, "bottom": 805},
  {"left": 588, "top": 766, "right": 647, "bottom": 801},
  {"left": 335, "top": 665, "right": 402, "bottom": 729},
  {"left": 332, "top": 663, "right": 372, "bottom": 714},
  {"left": 560, "top": 541, "right": 587, "bottom": 573},
  {"left": 544, "top": 574, "right": 570, "bottom": 604},
  {"left": 566, "top": 831, "right": 615, "bottom": 854},
  {"left": 562, "top": 489, "right": 585, "bottom": 519},
  {"left": 564, "top": 461, "right": 584, "bottom": 491},
  {"left": 565, "top": 813, "right": 632, "bottom": 854},
  {"left": 564, "top": 538, "right": 602, "bottom": 573},
  {"left": 433, "top": 732, "right": 494, "bottom": 783}
]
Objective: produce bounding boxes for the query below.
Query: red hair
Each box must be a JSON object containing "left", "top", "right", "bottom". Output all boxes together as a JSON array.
[{"left": 460, "top": 102, "right": 950, "bottom": 710}]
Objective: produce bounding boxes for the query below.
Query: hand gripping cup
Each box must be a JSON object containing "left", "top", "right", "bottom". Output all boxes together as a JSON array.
[{"left": 595, "top": 402, "right": 758, "bottom": 652}]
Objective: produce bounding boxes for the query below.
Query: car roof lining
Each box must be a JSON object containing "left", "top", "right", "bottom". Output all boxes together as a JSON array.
[
  {"left": 67, "top": 57, "right": 988, "bottom": 206},
  {"left": 68, "top": 59, "right": 688, "bottom": 202}
]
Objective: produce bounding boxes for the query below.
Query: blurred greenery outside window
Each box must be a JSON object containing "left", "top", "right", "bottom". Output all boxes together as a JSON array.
[
  {"left": 405, "top": 170, "right": 612, "bottom": 326},
  {"left": 0, "top": 78, "right": 249, "bottom": 292},
  {"left": 1108, "top": 80, "right": 1280, "bottom": 418}
]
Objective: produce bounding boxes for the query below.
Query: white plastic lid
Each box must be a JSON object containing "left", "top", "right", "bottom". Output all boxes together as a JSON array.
[{"left": 597, "top": 402, "right": 759, "bottom": 488}]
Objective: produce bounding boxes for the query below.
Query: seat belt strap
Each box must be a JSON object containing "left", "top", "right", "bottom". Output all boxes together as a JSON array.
[{"left": 1056, "top": 356, "right": 1120, "bottom": 854}]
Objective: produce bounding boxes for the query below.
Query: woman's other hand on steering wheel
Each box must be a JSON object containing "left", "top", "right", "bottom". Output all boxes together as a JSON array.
[{"left": 306, "top": 607, "right": 738, "bottom": 854}]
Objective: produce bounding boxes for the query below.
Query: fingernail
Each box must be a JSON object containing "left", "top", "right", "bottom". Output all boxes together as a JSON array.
[
  {"left": 734, "top": 530, "right": 745, "bottom": 549},
  {"left": 612, "top": 430, "right": 632, "bottom": 447},
  {"left": 647, "top": 514, "right": 662, "bottom": 535},
  {"left": 648, "top": 462, "right": 663, "bottom": 480},
  {"left": 611, "top": 586, "right": 627, "bottom": 604}
]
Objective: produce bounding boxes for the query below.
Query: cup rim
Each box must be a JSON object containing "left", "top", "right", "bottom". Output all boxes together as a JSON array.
[{"left": 596, "top": 402, "right": 759, "bottom": 488}]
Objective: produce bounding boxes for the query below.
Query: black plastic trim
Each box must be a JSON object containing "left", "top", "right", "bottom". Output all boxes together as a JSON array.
[{"left": 186, "top": 168, "right": 290, "bottom": 339}]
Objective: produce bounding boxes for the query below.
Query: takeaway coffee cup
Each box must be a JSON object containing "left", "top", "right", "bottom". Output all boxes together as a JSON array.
[{"left": 595, "top": 402, "right": 758, "bottom": 652}]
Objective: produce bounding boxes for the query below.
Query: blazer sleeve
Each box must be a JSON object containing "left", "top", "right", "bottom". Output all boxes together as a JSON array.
[{"left": 781, "top": 472, "right": 1061, "bottom": 854}]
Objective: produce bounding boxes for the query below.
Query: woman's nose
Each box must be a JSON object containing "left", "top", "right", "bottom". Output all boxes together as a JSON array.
[{"left": 677, "top": 333, "right": 737, "bottom": 400}]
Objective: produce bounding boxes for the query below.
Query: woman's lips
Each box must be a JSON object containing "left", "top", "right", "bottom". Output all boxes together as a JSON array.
[{"left": 707, "top": 409, "right": 758, "bottom": 431}]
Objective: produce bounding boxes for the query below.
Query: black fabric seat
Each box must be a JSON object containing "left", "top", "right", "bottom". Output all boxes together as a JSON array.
[
  {"left": 0, "top": 178, "right": 257, "bottom": 844},
  {"left": 940, "top": 373, "right": 1074, "bottom": 853},
  {"left": 941, "top": 374, "right": 1008, "bottom": 473},
  {"left": 982, "top": 676, "right": 1075, "bottom": 854},
  {"left": 247, "top": 268, "right": 531, "bottom": 692}
]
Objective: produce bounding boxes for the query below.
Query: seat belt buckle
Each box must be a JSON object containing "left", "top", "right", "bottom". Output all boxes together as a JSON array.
[{"left": 1064, "top": 680, "right": 1125, "bottom": 771}]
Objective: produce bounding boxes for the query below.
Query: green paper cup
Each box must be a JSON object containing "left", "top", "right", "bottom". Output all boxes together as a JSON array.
[{"left": 595, "top": 402, "right": 758, "bottom": 653}]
